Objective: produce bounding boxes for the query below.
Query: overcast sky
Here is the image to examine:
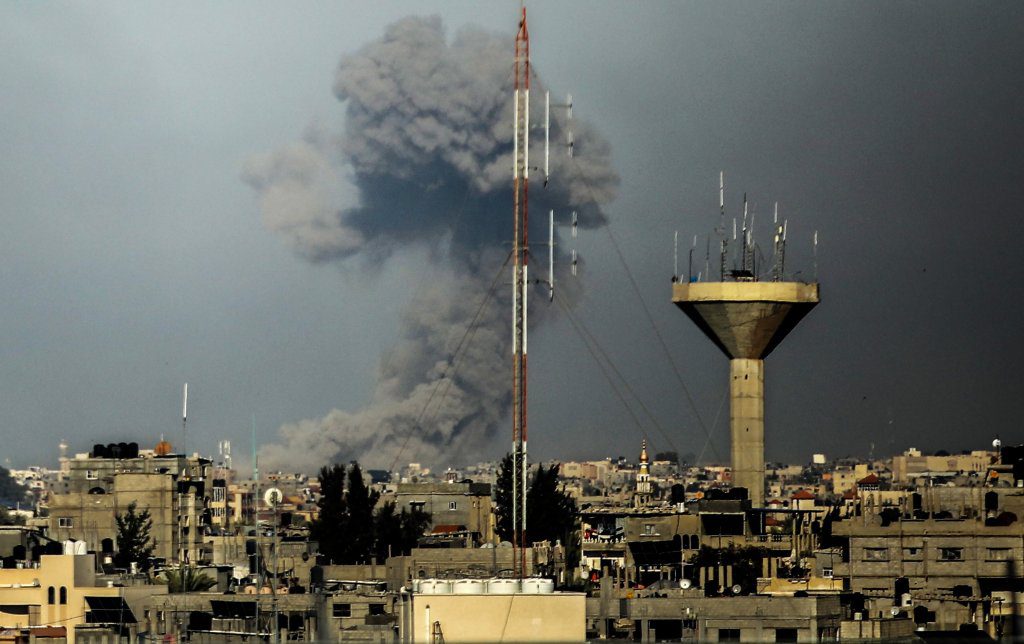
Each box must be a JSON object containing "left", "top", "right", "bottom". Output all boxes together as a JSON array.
[{"left": 2, "top": 2, "right": 1022, "bottom": 472}]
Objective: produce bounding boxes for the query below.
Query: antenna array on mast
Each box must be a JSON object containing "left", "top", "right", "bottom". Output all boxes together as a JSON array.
[{"left": 690, "top": 171, "right": 815, "bottom": 284}]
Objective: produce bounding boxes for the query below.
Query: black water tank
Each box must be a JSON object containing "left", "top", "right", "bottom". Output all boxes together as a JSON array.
[
  {"left": 670, "top": 484, "right": 686, "bottom": 504},
  {"left": 985, "top": 491, "right": 999, "bottom": 512}
]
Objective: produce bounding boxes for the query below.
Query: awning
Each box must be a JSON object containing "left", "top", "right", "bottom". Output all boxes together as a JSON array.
[{"left": 84, "top": 596, "right": 137, "bottom": 624}]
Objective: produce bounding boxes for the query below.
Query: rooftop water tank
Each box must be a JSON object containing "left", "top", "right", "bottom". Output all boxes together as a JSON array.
[
  {"left": 453, "top": 579, "right": 485, "bottom": 595},
  {"left": 521, "top": 578, "right": 554, "bottom": 594},
  {"left": 419, "top": 579, "right": 452, "bottom": 594},
  {"left": 486, "top": 578, "right": 520, "bottom": 594}
]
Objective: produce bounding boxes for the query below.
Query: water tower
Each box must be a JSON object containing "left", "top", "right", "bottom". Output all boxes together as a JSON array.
[{"left": 673, "top": 183, "right": 819, "bottom": 507}]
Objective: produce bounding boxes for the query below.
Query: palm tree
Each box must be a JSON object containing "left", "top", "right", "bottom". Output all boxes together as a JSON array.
[{"left": 162, "top": 566, "right": 217, "bottom": 593}]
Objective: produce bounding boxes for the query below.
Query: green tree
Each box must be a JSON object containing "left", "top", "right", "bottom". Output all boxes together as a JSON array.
[
  {"left": 163, "top": 566, "right": 217, "bottom": 593},
  {"left": 0, "top": 467, "right": 28, "bottom": 509},
  {"left": 526, "top": 463, "right": 578, "bottom": 545},
  {"left": 373, "top": 501, "right": 401, "bottom": 562},
  {"left": 398, "top": 505, "right": 431, "bottom": 552},
  {"left": 343, "top": 463, "right": 379, "bottom": 564},
  {"left": 310, "top": 463, "right": 348, "bottom": 564},
  {"left": 115, "top": 502, "right": 153, "bottom": 570},
  {"left": 494, "top": 453, "right": 515, "bottom": 543},
  {"left": 494, "top": 454, "right": 580, "bottom": 571},
  {"left": 373, "top": 502, "right": 430, "bottom": 561},
  {"left": 312, "top": 461, "right": 417, "bottom": 564},
  {"left": 527, "top": 463, "right": 580, "bottom": 575}
]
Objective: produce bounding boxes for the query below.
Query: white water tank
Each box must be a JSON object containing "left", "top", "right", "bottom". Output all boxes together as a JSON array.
[
  {"left": 521, "top": 578, "right": 554, "bottom": 594},
  {"left": 419, "top": 579, "right": 452, "bottom": 594},
  {"left": 453, "top": 579, "right": 485, "bottom": 595},
  {"left": 411, "top": 579, "right": 422, "bottom": 593},
  {"left": 486, "top": 578, "right": 520, "bottom": 594}
]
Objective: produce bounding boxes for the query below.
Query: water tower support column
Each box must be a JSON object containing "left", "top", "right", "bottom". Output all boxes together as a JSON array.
[{"left": 731, "top": 358, "right": 765, "bottom": 507}]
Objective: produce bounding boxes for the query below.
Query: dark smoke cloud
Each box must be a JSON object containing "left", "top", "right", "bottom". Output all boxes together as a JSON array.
[{"left": 245, "top": 16, "right": 618, "bottom": 472}]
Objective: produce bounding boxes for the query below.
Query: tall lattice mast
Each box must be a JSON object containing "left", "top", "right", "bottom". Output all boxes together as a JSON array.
[{"left": 511, "top": 7, "right": 530, "bottom": 578}]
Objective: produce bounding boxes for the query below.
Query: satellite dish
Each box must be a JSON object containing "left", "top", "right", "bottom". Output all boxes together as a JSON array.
[
  {"left": 890, "top": 607, "right": 901, "bottom": 617},
  {"left": 679, "top": 579, "right": 693, "bottom": 589},
  {"left": 993, "top": 438, "right": 1002, "bottom": 449},
  {"left": 731, "top": 584, "right": 742, "bottom": 595},
  {"left": 264, "top": 488, "right": 282, "bottom": 507}
]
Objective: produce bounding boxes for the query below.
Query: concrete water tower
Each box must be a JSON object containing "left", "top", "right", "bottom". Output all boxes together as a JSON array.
[{"left": 672, "top": 181, "right": 819, "bottom": 507}]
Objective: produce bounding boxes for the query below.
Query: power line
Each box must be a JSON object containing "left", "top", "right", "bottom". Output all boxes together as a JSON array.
[
  {"left": 564, "top": 155, "right": 721, "bottom": 461},
  {"left": 554, "top": 292, "right": 680, "bottom": 455},
  {"left": 388, "top": 252, "right": 513, "bottom": 473}
]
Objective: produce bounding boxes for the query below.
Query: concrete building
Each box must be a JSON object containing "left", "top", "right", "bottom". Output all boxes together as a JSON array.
[
  {"left": 391, "top": 482, "right": 493, "bottom": 545},
  {"left": 587, "top": 584, "right": 842, "bottom": 642},
  {"left": 892, "top": 448, "right": 994, "bottom": 484},
  {"left": 47, "top": 444, "right": 212, "bottom": 564},
  {"left": 673, "top": 280, "right": 819, "bottom": 507},
  {"left": 0, "top": 554, "right": 156, "bottom": 644},
  {"left": 409, "top": 591, "right": 584, "bottom": 643}
]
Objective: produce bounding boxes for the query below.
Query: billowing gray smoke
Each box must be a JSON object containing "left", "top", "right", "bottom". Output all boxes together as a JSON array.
[{"left": 244, "top": 15, "right": 618, "bottom": 472}]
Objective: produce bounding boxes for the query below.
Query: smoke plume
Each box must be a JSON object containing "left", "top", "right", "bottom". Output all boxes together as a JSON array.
[{"left": 245, "top": 15, "right": 618, "bottom": 472}]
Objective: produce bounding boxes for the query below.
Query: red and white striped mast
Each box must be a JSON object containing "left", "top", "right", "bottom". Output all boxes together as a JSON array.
[{"left": 511, "top": 6, "right": 530, "bottom": 579}]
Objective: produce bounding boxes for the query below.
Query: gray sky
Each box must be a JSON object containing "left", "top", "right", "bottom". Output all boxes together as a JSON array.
[{"left": 2, "top": 2, "right": 1022, "bottom": 471}]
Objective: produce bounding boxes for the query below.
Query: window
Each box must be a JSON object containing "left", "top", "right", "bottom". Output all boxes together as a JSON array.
[
  {"left": 822, "top": 567, "right": 833, "bottom": 578},
  {"left": 85, "top": 470, "right": 98, "bottom": 480},
  {"left": 368, "top": 603, "right": 385, "bottom": 616},
  {"left": 903, "top": 547, "right": 922, "bottom": 560},
  {"left": 58, "top": 517, "right": 73, "bottom": 528},
  {"left": 775, "top": 628, "right": 798, "bottom": 642},
  {"left": 213, "top": 488, "right": 226, "bottom": 502},
  {"left": 938, "top": 547, "right": 963, "bottom": 562},
  {"left": 59, "top": 587, "right": 67, "bottom": 605},
  {"left": 643, "top": 524, "right": 658, "bottom": 536},
  {"left": 863, "top": 547, "right": 889, "bottom": 562},
  {"left": 718, "top": 628, "right": 741, "bottom": 642},
  {"left": 332, "top": 603, "right": 351, "bottom": 618},
  {"left": 448, "top": 501, "right": 457, "bottom": 511},
  {"left": 986, "top": 547, "right": 1012, "bottom": 561},
  {"left": 47, "top": 587, "right": 55, "bottom": 605}
]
